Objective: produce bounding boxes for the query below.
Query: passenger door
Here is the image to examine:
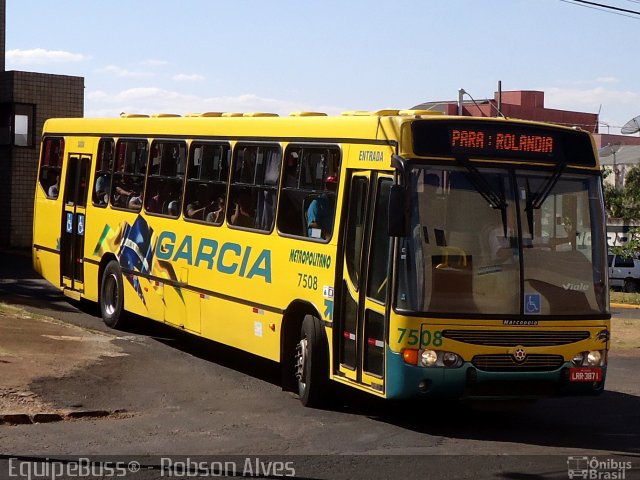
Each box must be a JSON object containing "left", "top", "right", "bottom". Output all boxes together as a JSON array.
[
  {"left": 60, "top": 155, "right": 91, "bottom": 292},
  {"left": 336, "top": 171, "right": 393, "bottom": 393}
]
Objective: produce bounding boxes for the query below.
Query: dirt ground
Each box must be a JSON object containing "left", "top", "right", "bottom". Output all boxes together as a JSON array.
[
  {"left": 610, "top": 317, "right": 640, "bottom": 355},
  {"left": 0, "top": 303, "right": 126, "bottom": 415}
]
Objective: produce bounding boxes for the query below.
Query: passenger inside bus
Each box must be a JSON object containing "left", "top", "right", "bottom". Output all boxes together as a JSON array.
[
  {"left": 230, "top": 192, "right": 253, "bottom": 228},
  {"left": 167, "top": 200, "right": 179, "bottom": 217},
  {"left": 146, "top": 184, "right": 163, "bottom": 213},
  {"left": 97, "top": 173, "right": 140, "bottom": 207},
  {"left": 284, "top": 151, "right": 300, "bottom": 187},
  {"left": 206, "top": 196, "right": 225, "bottom": 224},
  {"left": 47, "top": 175, "right": 60, "bottom": 199},
  {"left": 185, "top": 200, "right": 209, "bottom": 220},
  {"left": 306, "top": 175, "right": 337, "bottom": 239},
  {"left": 95, "top": 174, "right": 111, "bottom": 205}
]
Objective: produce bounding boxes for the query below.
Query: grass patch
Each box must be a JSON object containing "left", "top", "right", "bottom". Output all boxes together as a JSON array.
[
  {"left": 610, "top": 291, "right": 640, "bottom": 305},
  {"left": 0, "top": 302, "right": 34, "bottom": 318}
]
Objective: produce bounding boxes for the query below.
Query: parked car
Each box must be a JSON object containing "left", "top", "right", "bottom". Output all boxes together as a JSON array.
[{"left": 608, "top": 253, "right": 640, "bottom": 292}]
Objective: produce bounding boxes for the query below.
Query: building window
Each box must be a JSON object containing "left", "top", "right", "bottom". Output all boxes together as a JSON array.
[
  {"left": 13, "top": 104, "right": 35, "bottom": 147},
  {"left": 0, "top": 103, "right": 35, "bottom": 147}
]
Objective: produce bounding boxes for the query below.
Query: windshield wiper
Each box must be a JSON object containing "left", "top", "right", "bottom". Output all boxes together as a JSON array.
[
  {"left": 524, "top": 163, "right": 566, "bottom": 238},
  {"left": 455, "top": 157, "right": 509, "bottom": 236}
]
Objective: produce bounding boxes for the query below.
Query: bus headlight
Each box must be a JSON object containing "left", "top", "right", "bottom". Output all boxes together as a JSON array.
[
  {"left": 442, "top": 351, "right": 461, "bottom": 367},
  {"left": 571, "top": 350, "right": 606, "bottom": 366},
  {"left": 402, "top": 349, "right": 463, "bottom": 368},
  {"left": 586, "top": 350, "right": 602, "bottom": 366},
  {"left": 420, "top": 350, "right": 438, "bottom": 367},
  {"left": 571, "top": 352, "right": 584, "bottom": 366}
]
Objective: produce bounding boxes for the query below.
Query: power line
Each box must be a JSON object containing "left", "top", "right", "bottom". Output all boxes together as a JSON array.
[
  {"left": 561, "top": 0, "right": 640, "bottom": 17},
  {"left": 560, "top": 0, "right": 640, "bottom": 19},
  {"left": 560, "top": 0, "right": 638, "bottom": 20}
]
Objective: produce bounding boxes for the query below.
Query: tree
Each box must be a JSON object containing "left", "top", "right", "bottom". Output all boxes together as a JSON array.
[
  {"left": 602, "top": 164, "right": 640, "bottom": 221},
  {"left": 610, "top": 227, "right": 640, "bottom": 259},
  {"left": 603, "top": 166, "right": 625, "bottom": 219},
  {"left": 622, "top": 165, "right": 640, "bottom": 220}
]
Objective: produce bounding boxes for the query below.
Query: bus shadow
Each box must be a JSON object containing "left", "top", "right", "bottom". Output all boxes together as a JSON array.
[
  {"left": 0, "top": 278, "right": 80, "bottom": 313},
  {"left": 108, "top": 316, "right": 640, "bottom": 456},
  {"left": 347, "top": 391, "right": 640, "bottom": 454},
  {"left": 0, "top": 249, "right": 36, "bottom": 280},
  {"left": 0, "top": 251, "right": 81, "bottom": 313},
  {"left": 118, "top": 314, "right": 282, "bottom": 387}
]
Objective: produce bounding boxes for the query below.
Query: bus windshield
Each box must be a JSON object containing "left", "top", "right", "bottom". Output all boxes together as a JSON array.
[{"left": 396, "top": 165, "right": 608, "bottom": 317}]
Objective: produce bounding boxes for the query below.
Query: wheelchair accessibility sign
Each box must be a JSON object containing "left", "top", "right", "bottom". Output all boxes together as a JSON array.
[
  {"left": 65, "top": 213, "right": 73, "bottom": 233},
  {"left": 524, "top": 293, "right": 541, "bottom": 314}
]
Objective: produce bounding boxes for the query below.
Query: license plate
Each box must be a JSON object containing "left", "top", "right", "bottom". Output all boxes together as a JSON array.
[{"left": 569, "top": 368, "right": 602, "bottom": 382}]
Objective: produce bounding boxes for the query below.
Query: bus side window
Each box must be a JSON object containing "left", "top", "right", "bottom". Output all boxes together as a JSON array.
[
  {"left": 228, "top": 144, "right": 281, "bottom": 231},
  {"left": 38, "top": 137, "right": 65, "bottom": 199},
  {"left": 277, "top": 145, "right": 340, "bottom": 241},
  {"left": 184, "top": 142, "right": 230, "bottom": 224},
  {"left": 144, "top": 140, "right": 186, "bottom": 217},
  {"left": 92, "top": 138, "right": 114, "bottom": 207},
  {"left": 112, "top": 139, "right": 148, "bottom": 211}
]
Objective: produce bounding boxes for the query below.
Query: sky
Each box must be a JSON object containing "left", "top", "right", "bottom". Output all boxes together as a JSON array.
[{"left": 5, "top": 0, "right": 640, "bottom": 135}]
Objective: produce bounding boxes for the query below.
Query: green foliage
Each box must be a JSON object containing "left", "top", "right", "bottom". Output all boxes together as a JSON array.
[
  {"left": 610, "top": 227, "right": 640, "bottom": 259},
  {"left": 604, "top": 183, "right": 625, "bottom": 219},
  {"left": 603, "top": 164, "right": 640, "bottom": 221}
]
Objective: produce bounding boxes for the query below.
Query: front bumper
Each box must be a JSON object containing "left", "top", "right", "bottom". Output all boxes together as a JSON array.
[{"left": 385, "top": 348, "right": 606, "bottom": 400}]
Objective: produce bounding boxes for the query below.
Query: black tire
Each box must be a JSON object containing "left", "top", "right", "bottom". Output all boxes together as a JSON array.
[
  {"left": 295, "top": 315, "right": 328, "bottom": 407},
  {"left": 624, "top": 279, "right": 640, "bottom": 293},
  {"left": 100, "top": 260, "right": 126, "bottom": 328}
]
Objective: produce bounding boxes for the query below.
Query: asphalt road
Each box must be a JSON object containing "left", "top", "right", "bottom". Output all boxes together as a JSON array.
[{"left": 0, "top": 251, "right": 639, "bottom": 479}]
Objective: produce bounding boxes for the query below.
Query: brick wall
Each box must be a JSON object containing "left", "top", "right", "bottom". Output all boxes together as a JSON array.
[{"left": 0, "top": 71, "right": 84, "bottom": 247}]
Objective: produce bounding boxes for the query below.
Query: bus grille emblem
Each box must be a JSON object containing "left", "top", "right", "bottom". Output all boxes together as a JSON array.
[{"left": 513, "top": 347, "right": 527, "bottom": 363}]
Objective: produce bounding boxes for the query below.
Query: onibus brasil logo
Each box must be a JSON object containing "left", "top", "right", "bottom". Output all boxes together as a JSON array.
[{"left": 567, "top": 456, "right": 632, "bottom": 479}]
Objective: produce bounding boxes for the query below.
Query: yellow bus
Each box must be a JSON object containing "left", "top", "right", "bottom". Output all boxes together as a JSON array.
[{"left": 32, "top": 110, "right": 610, "bottom": 406}]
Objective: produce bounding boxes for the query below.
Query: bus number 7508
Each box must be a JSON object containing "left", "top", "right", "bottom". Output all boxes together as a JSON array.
[{"left": 397, "top": 328, "right": 443, "bottom": 347}]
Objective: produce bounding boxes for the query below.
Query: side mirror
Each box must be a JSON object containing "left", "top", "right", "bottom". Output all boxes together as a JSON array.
[{"left": 388, "top": 184, "right": 407, "bottom": 237}]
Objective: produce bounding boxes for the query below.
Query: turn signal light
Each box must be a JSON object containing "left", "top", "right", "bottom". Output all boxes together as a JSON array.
[{"left": 403, "top": 349, "right": 419, "bottom": 365}]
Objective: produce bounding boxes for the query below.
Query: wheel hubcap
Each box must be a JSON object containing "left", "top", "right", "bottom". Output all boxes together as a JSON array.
[
  {"left": 295, "top": 337, "right": 308, "bottom": 388},
  {"left": 103, "top": 273, "right": 118, "bottom": 316}
]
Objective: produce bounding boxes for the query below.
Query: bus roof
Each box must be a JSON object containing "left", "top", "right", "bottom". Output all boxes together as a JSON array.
[{"left": 42, "top": 112, "right": 597, "bottom": 168}]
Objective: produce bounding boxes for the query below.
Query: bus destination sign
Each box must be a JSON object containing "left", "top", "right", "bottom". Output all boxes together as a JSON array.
[
  {"left": 411, "top": 120, "right": 596, "bottom": 166},
  {"left": 450, "top": 128, "right": 554, "bottom": 156}
]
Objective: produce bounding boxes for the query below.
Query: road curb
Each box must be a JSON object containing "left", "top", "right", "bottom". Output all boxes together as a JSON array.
[
  {"left": 610, "top": 302, "right": 640, "bottom": 310},
  {"left": 0, "top": 409, "right": 126, "bottom": 425},
  {"left": 32, "top": 413, "right": 65, "bottom": 423},
  {"left": 0, "top": 414, "right": 32, "bottom": 425},
  {"left": 66, "top": 410, "right": 110, "bottom": 419}
]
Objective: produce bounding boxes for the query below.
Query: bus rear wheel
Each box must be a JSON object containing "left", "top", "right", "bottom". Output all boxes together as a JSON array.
[
  {"left": 294, "top": 315, "right": 327, "bottom": 407},
  {"left": 100, "top": 260, "right": 126, "bottom": 329}
]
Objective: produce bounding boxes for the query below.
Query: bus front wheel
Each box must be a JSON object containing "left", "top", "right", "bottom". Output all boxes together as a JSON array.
[
  {"left": 100, "top": 260, "right": 126, "bottom": 329},
  {"left": 295, "top": 315, "right": 327, "bottom": 407}
]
